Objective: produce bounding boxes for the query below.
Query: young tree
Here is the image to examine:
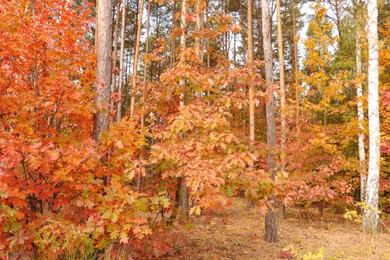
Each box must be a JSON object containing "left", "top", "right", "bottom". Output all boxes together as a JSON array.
[
  {"left": 262, "top": 0, "right": 277, "bottom": 243},
  {"left": 364, "top": 0, "right": 380, "bottom": 233}
]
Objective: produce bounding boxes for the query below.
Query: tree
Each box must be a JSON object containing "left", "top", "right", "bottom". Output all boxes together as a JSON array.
[
  {"left": 116, "top": 0, "right": 127, "bottom": 121},
  {"left": 353, "top": 0, "right": 367, "bottom": 203},
  {"left": 364, "top": 0, "right": 380, "bottom": 233},
  {"left": 276, "top": 0, "right": 286, "bottom": 174},
  {"left": 262, "top": 0, "right": 277, "bottom": 243},
  {"left": 94, "top": 0, "right": 113, "bottom": 142},
  {"left": 130, "top": 0, "right": 145, "bottom": 117},
  {"left": 276, "top": 0, "right": 287, "bottom": 219}
]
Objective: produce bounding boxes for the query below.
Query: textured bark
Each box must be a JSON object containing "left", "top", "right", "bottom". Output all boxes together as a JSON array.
[
  {"left": 276, "top": 0, "right": 286, "bottom": 174},
  {"left": 247, "top": 0, "right": 255, "bottom": 209},
  {"left": 265, "top": 204, "right": 277, "bottom": 242},
  {"left": 170, "top": 1, "right": 177, "bottom": 68},
  {"left": 130, "top": 0, "right": 145, "bottom": 118},
  {"left": 364, "top": 0, "right": 380, "bottom": 233},
  {"left": 111, "top": 0, "right": 121, "bottom": 96},
  {"left": 94, "top": 0, "right": 112, "bottom": 144},
  {"left": 180, "top": 0, "right": 189, "bottom": 216},
  {"left": 292, "top": 0, "right": 299, "bottom": 137},
  {"left": 195, "top": 0, "right": 202, "bottom": 63},
  {"left": 262, "top": 0, "right": 277, "bottom": 242},
  {"left": 248, "top": 0, "right": 255, "bottom": 148},
  {"left": 355, "top": 2, "right": 366, "bottom": 203},
  {"left": 116, "top": 0, "right": 126, "bottom": 121}
]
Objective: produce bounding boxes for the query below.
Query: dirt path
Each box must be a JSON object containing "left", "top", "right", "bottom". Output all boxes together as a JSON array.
[{"left": 168, "top": 198, "right": 390, "bottom": 259}]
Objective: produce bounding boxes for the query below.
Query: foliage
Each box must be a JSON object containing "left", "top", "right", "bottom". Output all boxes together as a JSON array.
[{"left": 0, "top": 0, "right": 389, "bottom": 257}]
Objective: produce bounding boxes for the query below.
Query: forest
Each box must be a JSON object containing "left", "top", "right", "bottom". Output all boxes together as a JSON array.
[{"left": 0, "top": 0, "right": 389, "bottom": 258}]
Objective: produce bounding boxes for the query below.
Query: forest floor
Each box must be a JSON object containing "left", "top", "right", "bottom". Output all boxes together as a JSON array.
[{"left": 166, "top": 198, "right": 390, "bottom": 260}]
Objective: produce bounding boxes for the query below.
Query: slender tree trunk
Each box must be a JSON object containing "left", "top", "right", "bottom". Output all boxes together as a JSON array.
[
  {"left": 138, "top": 0, "right": 151, "bottom": 193},
  {"left": 111, "top": 0, "right": 121, "bottom": 116},
  {"left": 276, "top": 0, "right": 286, "bottom": 219},
  {"left": 195, "top": 0, "right": 202, "bottom": 62},
  {"left": 94, "top": 0, "right": 112, "bottom": 143},
  {"left": 262, "top": 0, "right": 277, "bottom": 243},
  {"left": 95, "top": 0, "right": 99, "bottom": 47},
  {"left": 292, "top": 0, "right": 299, "bottom": 137},
  {"left": 247, "top": 0, "right": 256, "bottom": 209},
  {"left": 355, "top": 2, "right": 366, "bottom": 203},
  {"left": 276, "top": 0, "right": 286, "bottom": 173},
  {"left": 248, "top": 0, "right": 255, "bottom": 149},
  {"left": 116, "top": 0, "right": 126, "bottom": 122},
  {"left": 170, "top": 1, "right": 177, "bottom": 68},
  {"left": 130, "top": 0, "right": 145, "bottom": 117},
  {"left": 363, "top": 0, "right": 380, "bottom": 233},
  {"left": 180, "top": 0, "right": 189, "bottom": 216}
]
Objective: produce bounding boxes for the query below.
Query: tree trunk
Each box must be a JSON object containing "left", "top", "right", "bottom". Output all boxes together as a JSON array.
[
  {"left": 355, "top": 1, "right": 367, "bottom": 203},
  {"left": 247, "top": 0, "right": 255, "bottom": 209},
  {"left": 276, "top": 0, "right": 286, "bottom": 219},
  {"left": 180, "top": 0, "right": 189, "bottom": 216},
  {"left": 94, "top": 0, "right": 112, "bottom": 143},
  {"left": 130, "top": 0, "right": 145, "bottom": 117},
  {"left": 262, "top": 0, "right": 277, "bottom": 242},
  {"left": 111, "top": 0, "right": 121, "bottom": 118},
  {"left": 292, "top": 0, "right": 299, "bottom": 137},
  {"left": 116, "top": 0, "right": 126, "bottom": 122},
  {"left": 170, "top": 1, "right": 177, "bottom": 68},
  {"left": 363, "top": 0, "right": 380, "bottom": 233}
]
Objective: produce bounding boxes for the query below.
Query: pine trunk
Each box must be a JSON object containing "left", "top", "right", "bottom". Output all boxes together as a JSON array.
[
  {"left": 130, "top": 0, "right": 145, "bottom": 117},
  {"left": 262, "top": 0, "right": 277, "bottom": 242},
  {"left": 94, "top": 0, "right": 112, "bottom": 143},
  {"left": 116, "top": 0, "right": 126, "bottom": 121}
]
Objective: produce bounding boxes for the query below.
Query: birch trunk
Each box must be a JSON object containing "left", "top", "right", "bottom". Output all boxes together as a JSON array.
[
  {"left": 364, "top": 0, "right": 380, "bottom": 233},
  {"left": 355, "top": 2, "right": 367, "bottom": 203}
]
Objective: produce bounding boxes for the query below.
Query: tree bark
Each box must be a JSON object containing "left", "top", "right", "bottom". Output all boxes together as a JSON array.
[
  {"left": 276, "top": 0, "right": 286, "bottom": 219},
  {"left": 130, "top": 0, "right": 145, "bottom": 118},
  {"left": 111, "top": 0, "right": 121, "bottom": 118},
  {"left": 354, "top": 0, "right": 367, "bottom": 204},
  {"left": 276, "top": 0, "right": 286, "bottom": 173},
  {"left": 180, "top": 0, "right": 189, "bottom": 216},
  {"left": 292, "top": 0, "right": 299, "bottom": 137},
  {"left": 262, "top": 0, "right": 277, "bottom": 242},
  {"left": 247, "top": 0, "right": 255, "bottom": 209},
  {"left": 116, "top": 0, "right": 126, "bottom": 122},
  {"left": 94, "top": 0, "right": 112, "bottom": 143},
  {"left": 363, "top": 0, "right": 380, "bottom": 233}
]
